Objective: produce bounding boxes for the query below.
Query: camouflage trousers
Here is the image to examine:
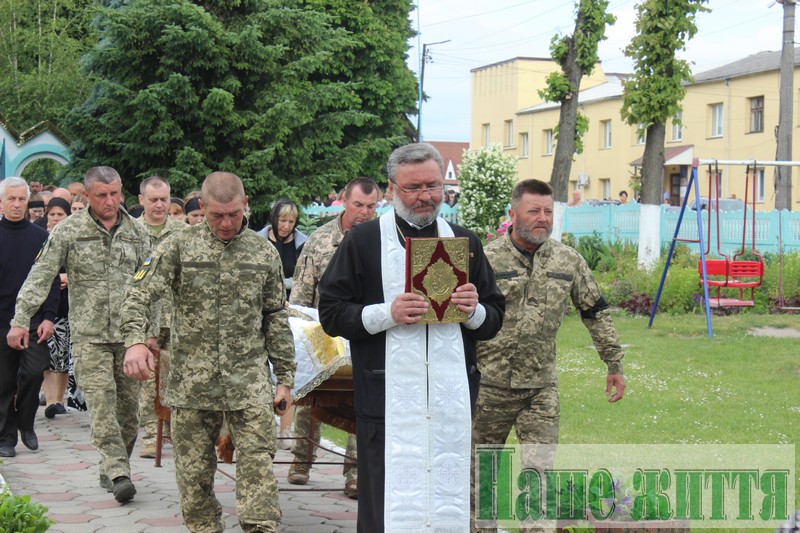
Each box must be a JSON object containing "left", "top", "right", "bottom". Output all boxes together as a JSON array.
[
  {"left": 172, "top": 405, "right": 280, "bottom": 533},
  {"left": 470, "top": 383, "right": 560, "bottom": 533},
  {"left": 72, "top": 342, "right": 140, "bottom": 481},
  {"left": 139, "top": 329, "right": 170, "bottom": 447},
  {"left": 291, "top": 405, "right": 357, "bottom": 482}
]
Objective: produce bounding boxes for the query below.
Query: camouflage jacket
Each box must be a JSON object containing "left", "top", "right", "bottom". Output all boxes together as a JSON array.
[
  {"left": 477, "top": 230, "right": 624, "bottom": 389},
  {"left": 289, "top": 214, "right": 345, "bottom": 308},
  {"left": 138, "top": 216, "right": 186, "bottom": 332},
  {"left": 12, "top": 207, "right": 151, "bottom": 344},
  {"left": 119, "top": 221, "right": 296, "bottom": 410}
]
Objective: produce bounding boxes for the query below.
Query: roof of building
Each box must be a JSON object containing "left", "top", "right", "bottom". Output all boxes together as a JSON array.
[
  {"left": 513, "top": 47, "right": 800, "bottom": 116},
  {"left": 427, "top": 140, "right": 468, "bottom": 178},
  {"left": 693, "top": 47, "right": 800, "bottom": 83},
  {"left": 0, "top": 111, "right": 71, "bottom": 147},
  {"left": 469, "top": 56, "right": 554, "bottom": 73},
  {"left": 629, "top": 144, "right": 694, "bottom": 167},
  {"left": 518, "top": 73, "right": 628, "bottom": 114}
]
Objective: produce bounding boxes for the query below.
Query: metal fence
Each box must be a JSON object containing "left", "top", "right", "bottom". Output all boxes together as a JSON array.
[{"left": 562, "top": 203, "right": 800, "bottom": 255}]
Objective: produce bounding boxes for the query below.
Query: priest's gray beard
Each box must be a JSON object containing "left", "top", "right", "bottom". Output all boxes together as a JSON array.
[{"left": 392, "top": 195, "right": 441, "bottom": 228}]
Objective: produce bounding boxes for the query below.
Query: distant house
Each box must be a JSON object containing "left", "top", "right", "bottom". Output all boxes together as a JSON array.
[{"left": 427, "top": 141, "right": 468, "bottom": 191}]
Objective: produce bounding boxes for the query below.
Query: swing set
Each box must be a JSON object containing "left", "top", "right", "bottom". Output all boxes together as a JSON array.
[{"left": 649, "top": 157, "right": 798, "bottom": 336}]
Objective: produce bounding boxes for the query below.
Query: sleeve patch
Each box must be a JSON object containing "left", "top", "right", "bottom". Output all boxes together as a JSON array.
[
  {"left": 35, "top": 239, "right": 48, "bottom": 261},
  {"left": 133, "top": 257, "right": 154, "bottom": 282}
]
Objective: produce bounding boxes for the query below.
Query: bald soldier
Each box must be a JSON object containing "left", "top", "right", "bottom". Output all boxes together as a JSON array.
[{"left": 121, "top": 172, "right": 295, "bottom": 533}]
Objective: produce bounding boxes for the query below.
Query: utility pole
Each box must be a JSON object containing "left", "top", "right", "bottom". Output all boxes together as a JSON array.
[
  {"left": 776, "top": 0, "right": 795, "bottom": 210},
  {"left": 416, "top": 39, "right": 450, "bottom": 142}
]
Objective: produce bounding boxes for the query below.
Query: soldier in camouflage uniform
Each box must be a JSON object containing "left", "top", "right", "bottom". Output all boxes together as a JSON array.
[
  {"left": 120, "top": 172, "right": 295, "bottom": 533},
  {"left": 471, "top": 179, "right": 625, "bottom": 533},
  {"left": 8, "top": 167, "right": 151, "bottom": 503},
  {"left": 135, "top": 176, "right": 187, "bottom": 459},
  {"left": 287, "top": 177, "right": 378, "bottom": 498}
]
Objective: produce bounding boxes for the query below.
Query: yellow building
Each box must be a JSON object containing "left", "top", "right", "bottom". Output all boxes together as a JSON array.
[{"left": 471, "top": 52, "right": 800, "bottom": 210}]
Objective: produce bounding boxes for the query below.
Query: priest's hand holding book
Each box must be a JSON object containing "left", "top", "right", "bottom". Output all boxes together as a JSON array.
[
  {"left": 391, "top": 293, "right": 429, "bottom": 325},
  {"left": 391, "top": 282, "right": 478, "bottom": 325},
  {"left": 450, "top": 283, "right": 479, "bottom": 316}
]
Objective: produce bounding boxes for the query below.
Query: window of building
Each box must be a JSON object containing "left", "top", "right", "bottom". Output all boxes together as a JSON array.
[
  {"left": 504, "top": 120, "right": 514, "bottom": 147},
  {"left": 601, "top": 120, "right": 612, "bottom": 148},
  {"left": 671, "top": 111, "right": 683, "bottom": 141},
  {"left": 756, "top": 168, "right": 765, "bottom": 202},
  {"left": 600, "top": 178, "right": 611, "bottom": 200},
  {"left": 635, "top": 124, "right": 646, "bottom": 145},
  {"left": 520, "top": 132, "right": 529, "bottom": 157},
  {"left": 482, "top": 123, "right": 491, "bottom": 148},
  {"left": 710, "top": 103, "right": 724, "bottom": 137},
  {"left": 543, "top": 129, "right": 553, "bottom": 155},
  {"left": 749, "top": 96, "right": 764, "bottom": 133}
]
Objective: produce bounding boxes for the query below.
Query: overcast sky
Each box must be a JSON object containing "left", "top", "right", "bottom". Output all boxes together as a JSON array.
[{"left": 408, "top": 0, "right": 787, "bottom": 142}]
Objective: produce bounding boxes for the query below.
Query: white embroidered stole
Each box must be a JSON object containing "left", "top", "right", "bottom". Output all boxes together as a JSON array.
[{"left": 380, "top": 209, "right": 470, "bottom": 532}]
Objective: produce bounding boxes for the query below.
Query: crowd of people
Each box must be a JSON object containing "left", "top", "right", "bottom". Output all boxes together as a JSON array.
[{"left": 0, "top": 142, "right": 625, "bottom": 533}]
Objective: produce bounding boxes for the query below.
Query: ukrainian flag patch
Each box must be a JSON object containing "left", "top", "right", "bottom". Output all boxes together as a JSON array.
[{"left": 133, "top": 257, "right": 153, "bottom": 282}]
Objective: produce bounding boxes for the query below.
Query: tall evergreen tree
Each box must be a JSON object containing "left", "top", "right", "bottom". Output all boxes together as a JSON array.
[
  {"left": 65, "top": 0, "right": 416, "bottom": 219},
  {"left": 301, "top": 0, "right": 418, "bottom": 180}
]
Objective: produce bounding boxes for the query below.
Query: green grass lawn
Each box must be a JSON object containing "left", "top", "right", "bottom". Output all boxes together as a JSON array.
[
  {"left": 323, "top": 311, "right": 799, "bottom": 530},
  {"left": 529, "top": 311, "right": 798, "bottom": 531},
  {"left": 557, "top": 312, "right": 798, "bottom": 448}
]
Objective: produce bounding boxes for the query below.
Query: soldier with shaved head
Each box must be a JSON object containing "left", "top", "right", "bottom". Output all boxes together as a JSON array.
[{"left": 121, "top": 171, "right": 295, "bottom": 533}]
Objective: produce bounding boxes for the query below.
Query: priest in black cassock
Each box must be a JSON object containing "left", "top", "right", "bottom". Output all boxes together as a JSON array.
[{"left": 318, "top": 143, "right": 505, "bottom": 533}]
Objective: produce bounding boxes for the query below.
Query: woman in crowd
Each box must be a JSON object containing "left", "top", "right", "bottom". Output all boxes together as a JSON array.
[
  {"left": 169, "top": 198, "right": 186, "bottom": 222},
  {"left": 70, "top": 194, "right": 87, "bottom": 214},
  {"left": 257, "top": 198, "right": 306, "bottom": 298},
  {"left": 27, "top": 194, "right": 45, "bottom": 222},
  {"left": 257, "top": 198, "right": 306, "bottom": 448},
  {"left": 41, "top": 198, "right": 72, "bottom": 418},
  {"left": 183, "top": 194, "right": 204, "bottom": 226}
]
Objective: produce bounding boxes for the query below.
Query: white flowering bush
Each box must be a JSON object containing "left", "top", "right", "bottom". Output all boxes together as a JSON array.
[{"left": 457, "top": 145, "right": 517, "bottom": 235}]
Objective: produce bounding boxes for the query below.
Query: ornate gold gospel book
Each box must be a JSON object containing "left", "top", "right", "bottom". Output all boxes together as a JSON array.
[{"left": 404, "top": 237, "right": 469, "bottom": 324}]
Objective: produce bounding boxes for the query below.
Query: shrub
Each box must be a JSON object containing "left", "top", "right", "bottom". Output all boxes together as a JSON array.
[
  {"left": 762, "top": 251, "right": 800, "bottom": 305},
  {"left": 295, "top": 211, "right": 323, "bottom": 236},
  {"left": 457, "top": 145, "right": 517, "bottom": 235},
  {"left": 0, "top": 490, "right": 53, "bottom": 533},
  {"left": 619, "top": 292, "right": 653, "bottom": 315},
  {"left": 656, "top": 265, "right": 702, "bottom": 314}
]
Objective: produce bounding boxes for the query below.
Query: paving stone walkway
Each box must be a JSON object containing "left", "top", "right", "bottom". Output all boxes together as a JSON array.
[{"left": 0, "top": 408, "right": 357, "bottom": 532}]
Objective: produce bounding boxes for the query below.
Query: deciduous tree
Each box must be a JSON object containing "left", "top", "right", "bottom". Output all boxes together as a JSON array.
[
  {"left": 621, "top": 0, "right": 708, "bottom": 266},
  {"left": 539, "top": 0, "right": 614, "bottom": 203},
  {"left": 0, "top": 0, "right": 93, "bottom": 133}
]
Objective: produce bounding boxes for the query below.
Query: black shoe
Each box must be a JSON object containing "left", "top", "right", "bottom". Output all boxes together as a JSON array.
[
  {"left": 0, "top": 445, "right": 15, "bottom": 457},
  {"left": 112, "top": 476, "right": 136, "bottom": 502},
  {"left": 44, "top": 404, "right": 58, "bottom": 419},
  {"left": 39, "top": 394, "right": 46, "bottom": 406},
  {"left": 54, "top": 403, "right": 67, "bottom": 415},
  {"left": 20, "top": 429, "right": 38, "bottom": 451}
]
